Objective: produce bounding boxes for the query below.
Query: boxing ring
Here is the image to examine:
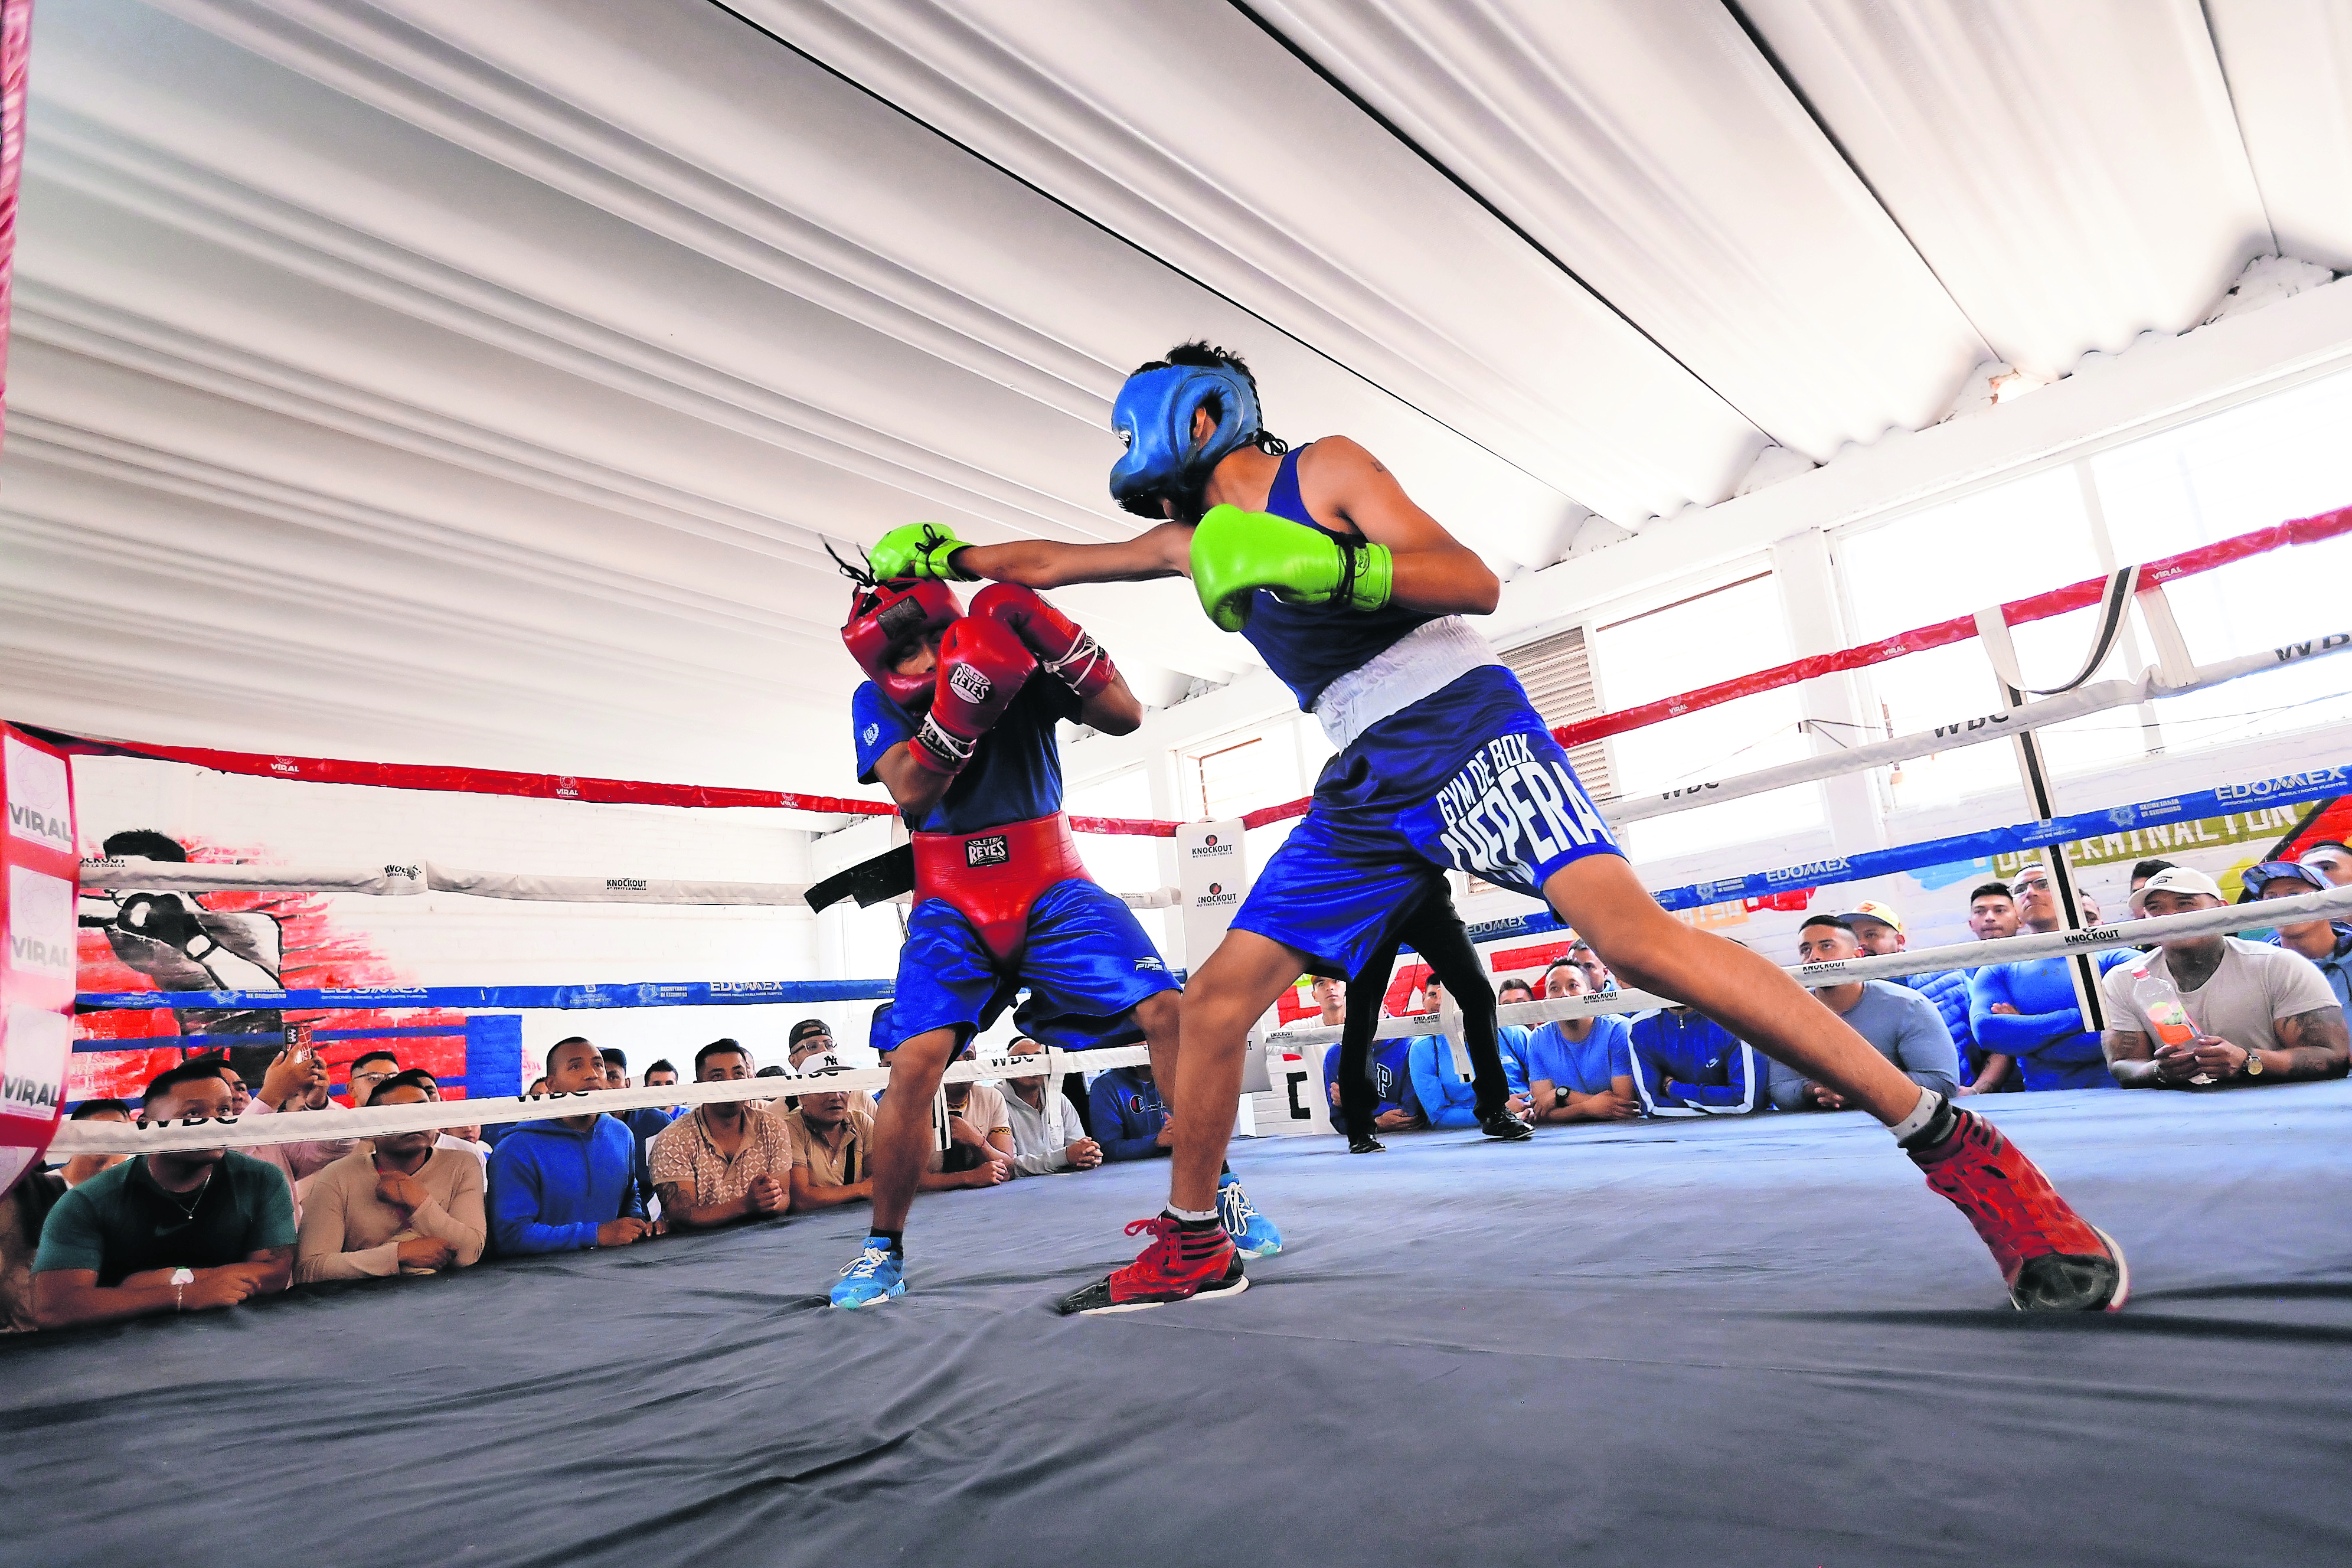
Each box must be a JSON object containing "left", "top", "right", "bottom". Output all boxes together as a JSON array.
[{"left": 6, "top": 505, "right": 2352, "bottom": 1567}]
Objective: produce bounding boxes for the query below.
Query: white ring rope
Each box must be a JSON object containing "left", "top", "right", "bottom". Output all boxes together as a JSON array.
[
  {"left": 56, "top": 887, "right": 2352, "bottom": 1157},
  {"left": 79, "top": 857, "right": 1184, "bottom": 912},
  {"left": 1603, "top": 628, "right": 2352, "bottom": 826},
  {"left": 47, "top": 1043, "right": 1157, "bottom": 1157}
]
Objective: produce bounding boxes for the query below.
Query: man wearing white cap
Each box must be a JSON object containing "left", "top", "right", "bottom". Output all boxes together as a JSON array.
[
  {"left": 2103, "top": 867, "right": 2348, "bottom": 1089},
  {"left": 1844, "top": 902, "right": 1979, "bottom": 1089}
]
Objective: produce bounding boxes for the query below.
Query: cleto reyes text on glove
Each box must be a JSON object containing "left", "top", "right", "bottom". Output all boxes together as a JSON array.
[
  {"left": 907, "top": 616, "right": 1037, "bottom": 776},
  {"left": 970, "top": 583, "right": 1118, "bottom": 701}
]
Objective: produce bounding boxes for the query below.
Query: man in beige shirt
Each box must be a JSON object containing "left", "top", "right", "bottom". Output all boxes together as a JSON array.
[
  {"left": 784, "top": 1054, "right": 1004, "bottom": 1210},
  {"left": 295, "top": 1073, "right": 485, "bottom": 1282},
  {"left": 648, "top": 1041, "right": 794, "bottom": 1228}
]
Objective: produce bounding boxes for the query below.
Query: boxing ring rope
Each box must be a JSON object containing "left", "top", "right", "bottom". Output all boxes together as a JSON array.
[{"left": 53, "top": 884, "right": 2352, "bottom": 1157}]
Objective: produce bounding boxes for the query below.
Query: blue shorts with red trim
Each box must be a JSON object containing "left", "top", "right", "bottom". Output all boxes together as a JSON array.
[
  {"left": 1231, "top": 666, "right": 1624, "bottom": 978},
  {"left": 874, "top": 877, "right": 1178, "bottom": 1054}
]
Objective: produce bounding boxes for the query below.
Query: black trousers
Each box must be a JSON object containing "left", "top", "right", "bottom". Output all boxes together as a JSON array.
[{"left": 1336, "top": 883, "right": 1511, "bottom": 1139}]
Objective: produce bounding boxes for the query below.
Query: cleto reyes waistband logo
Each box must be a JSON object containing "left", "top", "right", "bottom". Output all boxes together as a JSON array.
[{"left": 966, "top": 835, "right": 1010, "bottom": 868}]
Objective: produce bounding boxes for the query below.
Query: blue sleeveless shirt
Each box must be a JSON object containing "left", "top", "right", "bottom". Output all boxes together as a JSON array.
[{"left": 1234, "top": 445, "right": 1437, "bottom": 711}]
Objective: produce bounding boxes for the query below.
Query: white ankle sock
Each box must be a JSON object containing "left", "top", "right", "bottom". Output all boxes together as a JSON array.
[
  {"left": 1888, "top": 1086, "right": 1942, "bottom": 1143},
  {"left": 1165, "top": 1204, "right": 1217, "bottom": 1224}
]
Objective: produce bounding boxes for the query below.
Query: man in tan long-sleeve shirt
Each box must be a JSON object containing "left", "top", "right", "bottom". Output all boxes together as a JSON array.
[{"left": 295, "top": 1076, "right": 485, "bottom": 1282}]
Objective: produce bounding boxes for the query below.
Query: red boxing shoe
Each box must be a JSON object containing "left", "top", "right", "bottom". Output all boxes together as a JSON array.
[
  {"left": 1910, "top": 1107, "right": 2128, "bottom": 1312},
  {"left": 1056, "top": 1216, "right": 1249, "bottom": 1316}
]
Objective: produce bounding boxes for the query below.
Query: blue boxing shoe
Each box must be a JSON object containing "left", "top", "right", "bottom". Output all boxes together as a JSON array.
[
  {"left": 830, "top": 1238, "right": 906, "bottom": 1309},
  {"left": 1218, "top": 1170, "right": 1282, "bottom": 1259}
]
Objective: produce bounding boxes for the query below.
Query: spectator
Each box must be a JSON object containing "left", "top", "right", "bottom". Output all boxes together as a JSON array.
[
  {"left": 596, "top": 1044, "right": 674, "bottom": 1203},
  {"left": 346, "top": 1050, "right": 400, "bottom": 1109},
  {"left": 248, "top": 1035, "right": 358, "bottom": 1180},
  {"left": 485, "top": 1037, "right": 655, "bottom": 1256},
  {"left": 1520, "top": 961, "right": 1637, "bottom": 1123},
  {"left": 1969, "top": 864, "right": 2134, "bottom": 1092},
  {"left": 1846, "top": 901, "right": 1986, "bottom": 1093},
  {"left": 1773, "top": 917, "right": 1961, "bottom": 1109},
  {"left": 1492, "top": 976, "right": 1538, "bottom": 1108},
  {"left": 32, "top": 1059, "right": 295, "bottom": 1329},
  {"left": 295, "top": 1072, "right": 485, "bottom": 1282},
  {"left": 2106, "top": 867, "right": 2350, "bottom": 1088},
  {"left": 1090, "top": 1063, "right": 1177, "bottom": 1160},
  {"left": 938, "top": 1047, "right": 1015, "bottom": 1177},
  {"left": 782, "top": 1056, "right": 999, "bottom": 1207},
  {"left": 527, "top": 1077, "right": 548, "bottom": 1097},
  {"left": 643, "top": 1060, "right": 681, "bottom": 1116},
  {"left": 2246, "top": 860, "right": 2352, "bottom": 1020},
  {"left": 218, "top": 1064, "right": 253, "bottom": 1116},
  {"left": 1628, "top": 1001, "right": 1763, "bottom": 1115},
  {"left": 1310, "top": 974, "right": 1345, "bottom": 1026},
  {"left": 1406, "top": 975, "right": 1488, "bottom": 1129},
  {"left": 1321, "top": 1023, "right": 1422, "bottom": 1133},
  {"left": 55, "top": 1100, "right": 132, "bottom": 1188},
  {"left": 646, "top": 1040, "right": 793, "bottom": 1230},
  {"left": 2129, "top": 859, "right": 2178, "bottom": 898},
  {"left": 2, "top": 1159, "right": 68, "bottom": 1332},
  {"left": 1000, "top": 1037, "right": 1102, "bottom": 1175},
  {"left": 1956, "top": 881, "right": 2023, "bottom": 1093},
  {"left": 1569, "top": 937, "right": 1613, "bottom": 994},
  {"left": 789, "top": 1027, "right": 877, "bottom": 1116},
  {"left": 2298, "top": 839, "right": 2352, "bottom": 887},
  {"left": 599, "top": 1047, "right": 631, "bottom": 1090}
]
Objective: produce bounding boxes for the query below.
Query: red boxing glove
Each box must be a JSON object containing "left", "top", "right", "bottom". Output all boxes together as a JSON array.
[
  {"left": 907, "top": 616, "right": 1036, "bottom": 776},
  {"left": 970, "top": 583, "right": 1118, "bottom": 701}
]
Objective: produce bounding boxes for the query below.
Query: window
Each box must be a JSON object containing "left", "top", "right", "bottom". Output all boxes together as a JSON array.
[
  {"left": 1589, "top": 571, "right": 1819, "bottom": 862},
  {"left": 1065, "top": 766, "right": 1159, "bottom": 903},
  {"left": 1836, "top": 466, "right": 2123, "bottom": 812},
  {"left": 2090, "top": 365, "right": 2352, "bottom": 754}
]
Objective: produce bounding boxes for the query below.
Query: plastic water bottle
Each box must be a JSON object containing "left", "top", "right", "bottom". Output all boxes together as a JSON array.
[{"left": 2129, "top": 960, "right": 2213, "bottom": 1084}]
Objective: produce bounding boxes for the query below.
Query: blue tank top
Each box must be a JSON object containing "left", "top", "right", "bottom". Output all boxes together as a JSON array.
[{"left": 1236, "top": 445, "right": 1436, "bottom": 710}]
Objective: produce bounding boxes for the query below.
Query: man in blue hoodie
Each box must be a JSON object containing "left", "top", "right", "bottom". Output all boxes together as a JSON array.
[
  {"left": 1968, "top": 865, "right": 2134, "bottom": 1092},
  {"left": 1628, "top": 1005, "right": 1765, "bottom": 1115},
  {"left": 488, "top": 1036, "right": 656, "bottom": 1255},
  {"left": 1089, "top": 1064, "right": 1176, "bottom": 1162}
]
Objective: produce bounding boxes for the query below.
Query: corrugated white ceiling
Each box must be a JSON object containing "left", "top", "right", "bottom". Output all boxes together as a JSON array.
[{"left": 1, "top": 0, "right": 2337, "bottom": 796}]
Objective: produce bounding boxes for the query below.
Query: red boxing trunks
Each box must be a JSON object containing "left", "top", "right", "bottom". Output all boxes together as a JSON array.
[{"left": 911, "top": 812, "right": 1094, "bottom": 965}]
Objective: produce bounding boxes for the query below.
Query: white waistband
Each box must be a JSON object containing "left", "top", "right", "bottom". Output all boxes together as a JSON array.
[{"left": 1310, "top": 617, "right": 1504, "bottom": 751}]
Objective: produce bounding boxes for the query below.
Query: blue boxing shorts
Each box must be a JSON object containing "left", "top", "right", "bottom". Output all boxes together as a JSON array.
[
  {"left": 879, "top": 877, "right": 1179, "bottom": 1053},
  {"left": 1231, "top": 665, "right": 1623, "bottom": 978}
]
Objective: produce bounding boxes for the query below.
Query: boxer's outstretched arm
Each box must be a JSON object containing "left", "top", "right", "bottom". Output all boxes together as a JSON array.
[{"left": 955, "top": 524, "right": 1193, "bottom": 589}]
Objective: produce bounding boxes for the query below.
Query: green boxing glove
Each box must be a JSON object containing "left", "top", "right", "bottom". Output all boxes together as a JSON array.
[
  {"left": 868, "top": 521, "right": 977, "bottom": 583},
  {"left": 1189, "top": 505, "right": 1394, "bottom": 633}
]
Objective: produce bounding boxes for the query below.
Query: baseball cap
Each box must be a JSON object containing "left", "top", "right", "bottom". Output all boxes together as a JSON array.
[
  {"left": 2240, "top": 860, "right": 2328, "bottom": 901},
  {"left": 787, "top": 1018, "right": 832, "bottom": 1049},
  {"left": 1844, "top": 900, "right": 1904, "bottom": 935},
  {"left": 2128, "top": 865, "right": 2225, "bottom": 916},
  {"left": 795, "top": 1051, "right": 845, "bottom": 1077}
]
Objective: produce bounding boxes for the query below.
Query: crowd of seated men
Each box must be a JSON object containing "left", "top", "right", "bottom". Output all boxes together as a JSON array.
[
  {"left": 1317, "top": 851, "right": 2351, "bottom": 1134},
  {"left": 9, "top": 849, "right": 2347, "bottom": 1334},
  {"left": 0, "top": 1011, "right": 1128, "bottom": 1334}
]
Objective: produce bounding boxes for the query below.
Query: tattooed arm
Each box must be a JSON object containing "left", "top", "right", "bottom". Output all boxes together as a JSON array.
[{"left": 2263, "top": 1005, "right": 2351, "bottom": 1081}]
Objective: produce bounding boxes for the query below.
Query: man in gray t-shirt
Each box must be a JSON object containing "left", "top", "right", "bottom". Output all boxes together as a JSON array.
[
  {"left": 1773, "top": 917, "right": 1962, "bottom": 1110},
  {"left": 2103, "top": 867, "right": 2348, "bottom": 1089}
]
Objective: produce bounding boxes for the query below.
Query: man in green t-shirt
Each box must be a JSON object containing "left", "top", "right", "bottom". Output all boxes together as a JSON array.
[{"left": 34, "top": 1058, "right": 296, "bottom": 1329}]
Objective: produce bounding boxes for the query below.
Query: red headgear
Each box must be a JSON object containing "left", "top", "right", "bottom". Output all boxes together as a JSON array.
[{"left": 842, "top": 577, "right": 962, "bottom": 707}]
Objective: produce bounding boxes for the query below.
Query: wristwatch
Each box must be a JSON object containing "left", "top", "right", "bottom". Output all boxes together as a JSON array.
[
  {"left": 170, "top": 1267, "right": 194, "bottom": 1311},
  {"left": 2241, "top": 1049, "right": 2265, "bottom": 1079}
]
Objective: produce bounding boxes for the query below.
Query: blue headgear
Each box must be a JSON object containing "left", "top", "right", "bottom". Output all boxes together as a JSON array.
[{"left": 1108, "top": 363, "right": 1262, "bottom": 520}]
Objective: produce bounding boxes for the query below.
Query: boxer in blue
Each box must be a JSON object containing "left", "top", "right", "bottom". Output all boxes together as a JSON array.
[
  {"left": 823, "top": 567, "right": 1277, "bottom": 1309},
  {"left": 868, "top": 341, "right": 2126, "bottom": 1317}
]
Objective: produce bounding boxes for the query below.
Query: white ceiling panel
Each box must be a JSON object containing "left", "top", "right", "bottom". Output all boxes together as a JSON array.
[
  {"left": 738, "top": 0, "right": 1768, "bottom": 523},
  {"left": 1744, "top": 0, "right": 2277, "bottom": 377},
  {"left": 2207, "top": 0, "right": 2352, "bottom": 274},
  {"left": 1248, "top": 0, "right": 1990, "bottom": 462}
]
